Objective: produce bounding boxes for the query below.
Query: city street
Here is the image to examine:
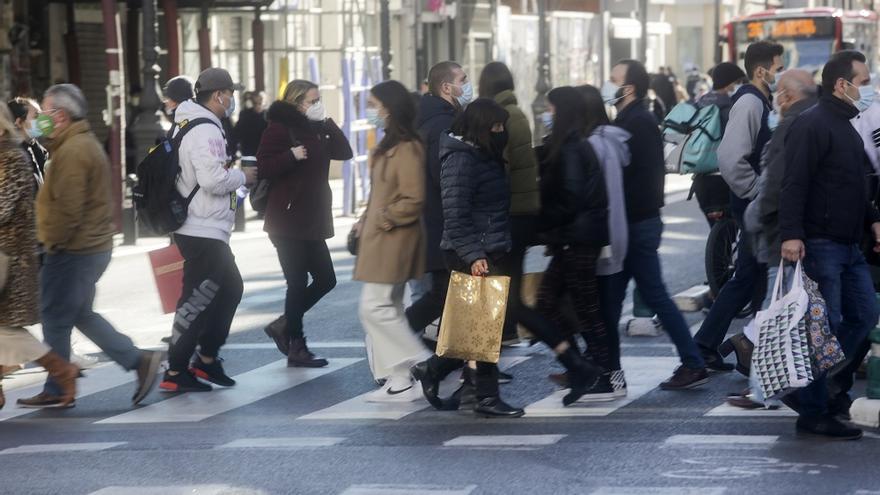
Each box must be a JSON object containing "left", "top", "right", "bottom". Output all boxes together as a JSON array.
[{"left": 1, "top": 176, "right": 879, "bottom": 495}]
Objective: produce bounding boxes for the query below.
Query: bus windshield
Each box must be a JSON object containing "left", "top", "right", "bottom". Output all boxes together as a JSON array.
[{"left": 734, "top": 17, "right": 837, "bottom": 72}]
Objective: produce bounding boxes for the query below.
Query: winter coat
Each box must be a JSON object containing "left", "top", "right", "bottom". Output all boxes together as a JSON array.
[
  {"left": 538, "top": 132, "right": 609, "bottom": 248},
  {"left": 614, "top": 98, "right": 665, "bottom": 223},
  {"left": 852, "top": 101, "right": 880, "bottom": 175},
  {"left": 494, "top": 90, "right": 539, "bottom": 215},
  {"left": 780, "top": 95, "right": 880, "bottom": 245},
  {"left": 36, "top": 120, "right": 115, "bottom": 254},
  {"left": 234, "top": 108, "right": 268, "bottom": 157},
  {"left": 172, "top": 100, "right": 246, "bottom": 243},
  {"left": 589, "top": 125, "right": 631, "bottom": 276},
  {"left": 354, "top": 141, "right": 426, "bottom": 284},
  {"left": 417, "top": 95, "right": 457, "bottom": 271},
  {"left": 0, "top": 136, "right": 39, "bottom": 327},
  {"left": 439, "top": 133, "right": 511, "bottom": 265},
  {"left": 257, "top": 100, "right": 353, "bottom": 240}
]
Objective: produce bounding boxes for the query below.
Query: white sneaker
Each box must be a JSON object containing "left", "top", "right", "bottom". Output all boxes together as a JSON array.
[
  {"left": 610, "top": 369, "right": 628, "bottom": 398},
  {"left": 365, "top": 378, "right": 423, "bottom": 403}
]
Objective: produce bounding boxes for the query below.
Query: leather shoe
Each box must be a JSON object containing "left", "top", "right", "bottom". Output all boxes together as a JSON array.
[
  {"left": 473, "top": 397, "right": 524, "bottom": 418},
  {"left": 719, "top": 334, "right": 753, "bottom": 377},
  {"left": 411, "top": 361, "right": 459, "bottom": 411},
  {"left": 796, "top": 415, "right": 862, "bottom": 440},
  {"left": 700, "top": 345, "right": 734, "bottom": 372}
]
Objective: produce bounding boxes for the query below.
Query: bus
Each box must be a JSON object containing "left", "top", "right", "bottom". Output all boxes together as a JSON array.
[{"left": 726, "top": 8, "right": 878, "bottom": 73}]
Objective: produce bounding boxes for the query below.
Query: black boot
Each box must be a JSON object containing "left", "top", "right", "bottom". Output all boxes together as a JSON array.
[
  {"left": 557, "top": 347, "right": 602, "bottom": 406},
  {"left": 471, "top": 365, "right": 523, "bottom": 418},
  {"left": 411, "top": 357, "right": 461, "bottom": 411}
]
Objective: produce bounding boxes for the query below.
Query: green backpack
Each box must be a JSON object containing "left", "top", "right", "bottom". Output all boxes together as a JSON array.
[{"left": 662, "top": 102, "right": 723, "bottom": 174}]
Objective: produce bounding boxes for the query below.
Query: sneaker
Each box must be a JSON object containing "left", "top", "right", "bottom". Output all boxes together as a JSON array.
[
  {"left": 610, "top": 369, "right": 628, "bottom": 398},
  {"left": 796, "top": 415, "right": 862, "bottom": 440},
  {"left": 365, "top": 378, "right": 423, "bottom": 403},
  {"left": 576, "top": 373, "right": 617, "bottom": 402},
  {"left": 133, "top": 350, "right": 164, "bottom": 405},
  {"left": 159, "top": 370, "right": 213, "bottom": 393},
  {"left": 190, "top": 357, "right": 236, "bottom": 387},
  {"left": 16, "top": 392, "right": 75, "bottom": 409},
  {"left": 659, "top": 366, "right": 709, "bottom": 390}
]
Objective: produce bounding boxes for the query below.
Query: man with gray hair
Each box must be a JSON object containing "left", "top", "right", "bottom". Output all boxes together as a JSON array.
[{"left": 16, "top": 83, "right": 163, "bottom": 409}]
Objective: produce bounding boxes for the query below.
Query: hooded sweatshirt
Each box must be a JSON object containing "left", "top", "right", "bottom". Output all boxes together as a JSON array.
[
  {"left": 173, "top": 100, "right": 246, "bottom": 243},
  {"left": 589, "top": 125, "right": 631, "bottom": 276}
]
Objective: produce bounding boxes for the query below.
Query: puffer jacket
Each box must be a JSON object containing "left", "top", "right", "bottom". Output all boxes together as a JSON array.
[
  {"left": 439, "top": 133, "right": 511, "bottom": 265},
  {"left": 538, "top": 131, "right": 609, "bottom": 248}
]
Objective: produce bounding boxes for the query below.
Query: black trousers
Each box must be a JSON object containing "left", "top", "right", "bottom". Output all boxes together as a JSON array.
[
  {"left": 405, "top": 269, "right": 450, "bottom": 333},
  {"left": 501, "top": 215, "right": 537, "bottom": 339},
  {"left": 271, "top": 236, "right": 337, "bottom": 340},
  {"left": 169, "top": 234, "right": 243, "bottom": 372}
]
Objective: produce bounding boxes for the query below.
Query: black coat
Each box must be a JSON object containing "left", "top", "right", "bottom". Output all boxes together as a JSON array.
[
  {"left": 417, "top": 95, "right": 457, "bottom": 271},
  {"left": 780, "top": 95, "right": 880, "bottom": 245},
  {"left": 234, "top": 108, "right": 269, "bottom": 157},
  {"left": 439, "top": 133, "right": 512, "bottom": 265},
  {"left": 614, "top": 99, "right": 665, "bottom": 223},
  {"left": 538, "top": 133, "right": 609, "bottom": 247}
]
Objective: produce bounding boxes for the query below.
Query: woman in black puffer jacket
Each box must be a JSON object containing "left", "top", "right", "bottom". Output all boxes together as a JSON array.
[{"left": 411, "top": 99, "right": 601, "bottom": 418}]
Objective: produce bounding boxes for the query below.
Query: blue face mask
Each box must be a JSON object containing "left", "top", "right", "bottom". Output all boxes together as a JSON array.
[
  {"left": 540, "top": 111, "right": 554, "bottom": 133},
  {"left": 764, "top": 71, "right": 783, "bottom": 93},
  {"left": 27, "top": 118, "right": 43, "bottom": 139},
  {"left": 366, "top": 107, "right": 385, "bottom": 129},
  {"left": 846, "top": 80, "right": 876, "bottom": 113},
  {"left": 767, "top": 110, "right": 780, "bottom": 131},
  {"left": 455, "top": 81, "right": 474, "bottom": 107}
]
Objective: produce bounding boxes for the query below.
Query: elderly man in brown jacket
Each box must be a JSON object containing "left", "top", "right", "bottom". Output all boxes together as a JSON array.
[{"left": 16, "top": 84, "right": 162, "bottom": 409}]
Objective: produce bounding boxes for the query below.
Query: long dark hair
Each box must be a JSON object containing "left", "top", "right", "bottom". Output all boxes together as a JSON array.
[
  {"left": 575, "top": 85, "right": 610, "bottom": 133},
  {"left": 450, "top": 98, "right": 509, "bottom": 156},
  {"left": 371, "top": 80, "right": 421, "bottom": 158},
  {"left": 478, "top": 61, "right": 515, "bottom": 99},
  {"left": 544, "top": 86, "right": 589, "bottom": 164}
]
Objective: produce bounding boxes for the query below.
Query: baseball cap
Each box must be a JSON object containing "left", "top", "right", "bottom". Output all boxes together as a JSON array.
[
  {"left": 163, "top": 76, "right": 195, "bottom": 103},
  {"left": 194, "top": 68, "right": 244, "bottom": 94}
]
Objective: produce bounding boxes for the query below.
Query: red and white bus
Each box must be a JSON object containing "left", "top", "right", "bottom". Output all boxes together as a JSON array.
[{"left": 725, "top": 8, "right": 878, "bottom": 73}]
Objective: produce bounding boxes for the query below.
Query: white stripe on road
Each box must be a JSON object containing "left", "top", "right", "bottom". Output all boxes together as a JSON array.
[
  {"left": 222, "top": 341, "right": 367, "bottom": 350},
  {"left": 0, "top": 442, "right": 126, "bottom": 455},
  {"left": 90, "top": 486, "right": 268, "bottom": 495},
  {"left": 591, "top": 488, "right": 726, "bottom": 495},
  {"left": 704, "top": 402, "right": 797, "bottom": 417},
  {"left": 96, "top": 358, "right": 362, "bottom": 424},
  {"left": 524, "top": 357, "right": 679, "bottom": 417},
  {"left": 217, "top": 437, "right": 345, "bottom": 449},
  {"left": 340, "top": 485, "right": 477, "bottom": 495},
  {"left": 664, "top": 435, "right": 778, "bottom": 445},
  {"left": 298, "top": 356, "right": 531, "bottom": 421},
  {"left": 443, "top": 434, "right": 566, "bottom": 447}
]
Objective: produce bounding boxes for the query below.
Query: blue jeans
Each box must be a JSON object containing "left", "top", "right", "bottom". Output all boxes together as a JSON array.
[
  {"left": 41, "top": 250, "right": 141, "bottom": 396},
  {"left": 796, "top": 239, "right": 878, "bottom": 417},
  {"left": 603, "top": 216, "right": 705, "bottom": 369}
]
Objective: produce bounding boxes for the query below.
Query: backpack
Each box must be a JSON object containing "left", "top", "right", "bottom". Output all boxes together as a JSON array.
[
  {"left": 133, "top": 117, "right": 220, "bottom": 235},
  {"left": 661, "top": 102, "right": 722, "bottom": 174}
]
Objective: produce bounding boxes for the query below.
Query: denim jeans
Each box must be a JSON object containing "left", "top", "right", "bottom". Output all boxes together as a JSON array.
[
  {"left": 40, "top": 250, "right": 141, "bottom": 396},
  {"left": 605, "top": 216, "right": 705, "bottom": 369},
  {"left": 796, "top": 239, "right": 879, "bottom": 417}
]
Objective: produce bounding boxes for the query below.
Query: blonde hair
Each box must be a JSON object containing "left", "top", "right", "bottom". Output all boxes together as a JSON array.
[
  {"left": 0, "top": 103, "right": 19, "bottom": 138},
  {"left": 282, "top": 80, "right": 318, "bottom": 106}
]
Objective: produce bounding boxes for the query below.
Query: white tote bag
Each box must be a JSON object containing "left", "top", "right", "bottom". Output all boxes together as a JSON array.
[{"left": 752, "top": 260, "right": 814, "bottom": 400}]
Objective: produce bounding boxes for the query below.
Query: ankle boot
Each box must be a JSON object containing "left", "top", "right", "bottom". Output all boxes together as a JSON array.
[
  {"left": 35, "top": 352, "right": 79, "bottom": 407},
  {"left": 719, "top": 333, "right": 753, "bottom": 377},
  {"left": 287, "top": 336, "right": 328, "bottom": 368},
  {"left": 557, "top": 347, "right": 601, "bottom": 406}
]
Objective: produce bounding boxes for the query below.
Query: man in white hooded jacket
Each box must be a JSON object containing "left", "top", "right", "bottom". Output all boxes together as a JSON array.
[{"left": 159, "top": 68, "right": 257, "bottom": 393}]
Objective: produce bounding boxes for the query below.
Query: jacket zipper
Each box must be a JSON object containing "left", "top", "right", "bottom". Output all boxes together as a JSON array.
[{"left": 286, "top": 201, "right": 292, "bottom": 210}]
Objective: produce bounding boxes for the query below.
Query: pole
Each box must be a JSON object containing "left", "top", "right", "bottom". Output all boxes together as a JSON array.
[
  {"left": 380, "top": 0, "right": 392, "bottom": 80},
  {"left": 714, "top": 0, "right": 722, "bottom": 64},
  {"left": 162, "top": 0, "right": 180, "bottom": 78},
  {"left": 531, "top": 0, "right": 551, "bottom": 144},
  {"left": 638, "top": 0, "right": 648, "bottom": 64},
  {"left": 198, "top": 1, "right": 211, "bottom": 71},
  {"left": 253, "top": 6, "right": 265, "bottom": 92},
  {"left": 100, "top": 0, "right": 126, "bottom": 242},
  {"left": 65, "top": 0, "right": 81, "bottom": 86}
]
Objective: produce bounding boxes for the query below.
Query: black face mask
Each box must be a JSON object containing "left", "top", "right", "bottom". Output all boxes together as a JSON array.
[{"left": 490, "top": 130, "right": 509, "bottom": 158}]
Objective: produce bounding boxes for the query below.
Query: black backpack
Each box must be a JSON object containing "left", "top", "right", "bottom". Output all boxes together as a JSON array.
[{"left": 133, "top": 118, "right": 220, "bottom": 235}]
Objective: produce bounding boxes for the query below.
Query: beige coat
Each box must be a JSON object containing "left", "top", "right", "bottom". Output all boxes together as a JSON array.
[
  {"left": 0, "top": 136, "right": 39, "bottom": 327},
  {"left": 353, "top": 140, "right": 426, "bottom": 284}
]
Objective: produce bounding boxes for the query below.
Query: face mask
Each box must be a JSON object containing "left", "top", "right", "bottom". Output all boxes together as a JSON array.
[
  {"left": 764, "top": 71, "right": 782, "bottom": 93},
  {"left": 490, "top": 131, "right": 509, "bottom": 157},
  {"left": 731, "top": 84, "right": 743, "bottom": 96},
  {"left": 540, "top": 111, "right": 554, "bottom": 132},
  {"left": 366, "top": 107, "right": 385, "bottom": 128},
  {"left": 218, "top": 94, "right": 235, "bottom": 118},
  {"left": 36, "top": 114, "right": 55, "bottom": 136},
  {"left": 306, "top": 101, "right": 326, "bottom": 121},
  {"left": 27, "top": 119, "right": 43, "bottom": 139},
  {"left": 845, "top": 81, "right": 875, "bottom": 113},
  {"left": 454, "top": 81, "right": 474, "bottom": 107},
  {"left": 767, "top": 110, "right": 780, "bottom": 131},
  {"left": 601, "top": 81, "right": 623, "bottom": 104}
]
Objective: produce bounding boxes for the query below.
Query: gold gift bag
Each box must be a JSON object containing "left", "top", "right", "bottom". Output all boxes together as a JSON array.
[{"left": 436, "top": 271, "right": 511, "bottom": 364}]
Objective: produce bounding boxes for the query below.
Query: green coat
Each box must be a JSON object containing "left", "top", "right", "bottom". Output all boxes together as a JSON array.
[{"left": 494, "top": 90, "right": 539, "bottom": 216}]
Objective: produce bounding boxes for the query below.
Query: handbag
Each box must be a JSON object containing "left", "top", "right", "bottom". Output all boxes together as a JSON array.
[
  {"left": 436, "top": 270, "right": 511, "bottom": 363},
  {"left": 249, "top": 179, "right": 271, "bottom": 214},
  {"left": 0, "top": 251, "right": 9, "bottom": 293},
  {"left": 752, "top": 260, "right": 814, "bottom": 400},
  {"left": 347, "top": 226, "right": 359, "bottom": 256},
  {"left": 801, "top": 272, "right": 846, "bottom": 375},
  {"left": 148, "top": 243, "right": 185, "bottom": 314}
]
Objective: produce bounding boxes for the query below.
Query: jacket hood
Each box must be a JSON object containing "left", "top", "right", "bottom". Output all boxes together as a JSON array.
[
  {"left": 418, "top": 94, "right": 456, "bottom": 128},
  {"left": 267, "top": 100, "right": 311, "bottom": 129},
  {"left": 174, "top": 100, "right": 223, "bottom": 128},
  {"left": 494, "top": 90, "right": 517, "bottom": 107},
  {"left": 439, "top": 132, "right": 481, "bottom": 162},
  {"left": 47, "top": 119, "right": 91, "bottom": 153},
  {"left": 591, "top": 125, "right": 631, "bottom": 167}
]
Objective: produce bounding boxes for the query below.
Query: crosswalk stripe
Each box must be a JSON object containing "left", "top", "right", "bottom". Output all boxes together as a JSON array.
[
  {"left": 217, "top": 437, "right": 345, "bottom": 449},
  {"left": 443, "top": 434, "right": 565, "bottom": 447},
  {"left": 298, "top": 356, "right": 531, "bottom": 421},
  {"left": 591, "top": 488, "right": 727, "bottom": 495},
  {"left": 664, "top": 434, "right": 778, "bottom": 445},
  {"left": 0, "top": 442, "right": 126, "bottom": 455},
  {"left": 524, "top": 356, "right": 679, "bottom": 417},
  {"left": 95, "top": 358, "right": 362, "bottom": 424},
  {"left": 90, "top": 485, "right": 267, "bottom": 495},
  {"left": 340, "top": 485, "right": 477, "bottom": 495},
  {"left": 704, "top": 401, "right": 797, "bottom": 417}
]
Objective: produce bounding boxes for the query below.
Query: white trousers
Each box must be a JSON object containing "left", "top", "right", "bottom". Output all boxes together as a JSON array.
[
  {"left": 0, "top": 326, "right": 48, "bottom": 366},
  {"left": 359, "top": 282, "right": 430, "bottom": 380}
]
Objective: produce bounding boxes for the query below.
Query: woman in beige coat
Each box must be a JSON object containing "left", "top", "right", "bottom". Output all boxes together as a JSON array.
[
  {"left": 0, "top": 102, "right": 78, "bottom": 410},
  {"left": 353, "top": 81, "right": 430, "bottom": 402}
]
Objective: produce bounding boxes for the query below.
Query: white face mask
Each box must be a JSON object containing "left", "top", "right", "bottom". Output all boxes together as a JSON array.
[
  {"left": 731, "top": 84, "right": 743, "bottom": 96},
  {"left": 601, "top": 81, "right": 623, "bottom": 105},
  {"left": 455, "top": 81, "right": 474, "bottom": 107},
  {"left": 366, "top": 107, "right": 385, "bottom": 128},
  {"left": 218, "top": 93, "right": 235, "bottom": 118},
  {"left": 306, "top": 101, "right": 326, "bottom": 121}
]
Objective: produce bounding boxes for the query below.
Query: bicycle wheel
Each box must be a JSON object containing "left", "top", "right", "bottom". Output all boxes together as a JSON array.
[{"left": 705, "top": 217, "right": 738, "bottom": 297}]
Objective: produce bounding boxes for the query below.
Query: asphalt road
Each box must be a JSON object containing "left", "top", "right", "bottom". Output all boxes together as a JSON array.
[{"left": 2, "top": 176, "right": 878, "bottom": 495}]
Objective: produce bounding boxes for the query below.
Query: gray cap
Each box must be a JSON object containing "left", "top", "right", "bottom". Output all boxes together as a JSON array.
[
  {"left": 194, "top": 68, "right": 243, "bottom": 94},
  {"left": 163, "top": 76, "right": 195, "bottom": 103}
]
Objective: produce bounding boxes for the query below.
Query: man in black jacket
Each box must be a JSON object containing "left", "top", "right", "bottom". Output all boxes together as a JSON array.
[
  {"left": 601, "top": 59, "right": 708, "bottom": 390},
  {"left": 405, "top": 61, "right": 474, "bottom": 337},
  {"left": 780, "top": 50, "right": 880, "bottom": 440}
]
